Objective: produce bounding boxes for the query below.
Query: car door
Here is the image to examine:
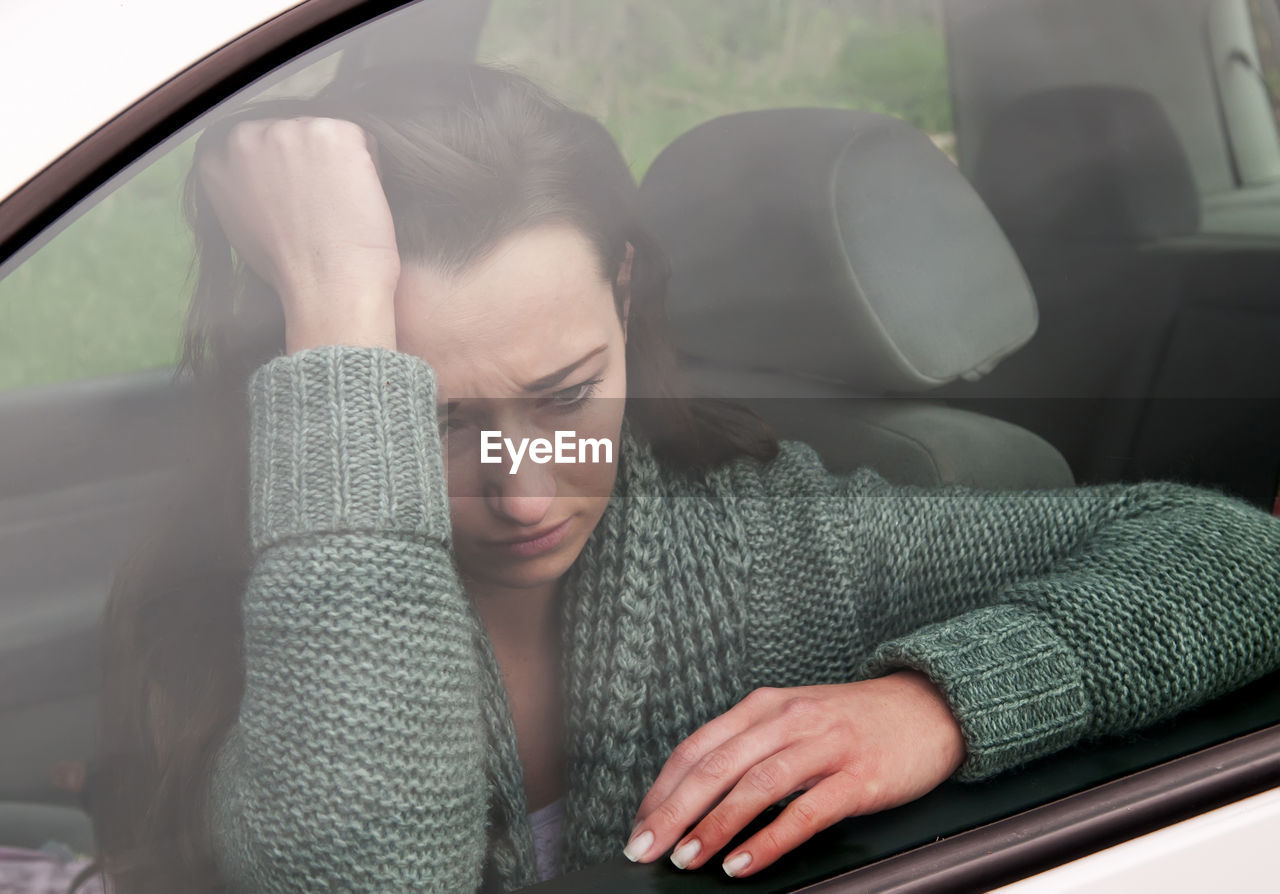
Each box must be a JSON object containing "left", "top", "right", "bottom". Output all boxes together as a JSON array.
[{"left": 1, "top": 2, "right": 1277, "bottom": 893}]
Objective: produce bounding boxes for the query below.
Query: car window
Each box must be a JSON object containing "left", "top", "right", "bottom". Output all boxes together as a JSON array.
[
  {"left": 0, "top": 56, "right": 341, "bottom": 391},
  {"left": 1248, "top": 0, "right": 1280, "bottom": 129},
  {"left": 479, "top": 0, "right": 953, "bottom": 175},
  {"left": 0, "top": 30, "right": 347, "bottom": 891},
  {"left": 1195, "top": 0, "right": 1280, "bottom": 232},
  {"left": 1206, "top": 0, "right": 1280, "bottom": 188},
  {"left": 0, "top": 146, "right": 193, "bottom": 389},
  {"left": 0, "top": 1, "right": 1277, "bottom": 893}
]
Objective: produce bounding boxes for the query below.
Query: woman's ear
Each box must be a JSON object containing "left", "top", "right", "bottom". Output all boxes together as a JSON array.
[{"left": 618, "top": 242, "right": 634, "bottom": 342}]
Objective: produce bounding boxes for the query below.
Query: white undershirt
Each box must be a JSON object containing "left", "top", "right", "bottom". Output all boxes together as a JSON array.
[{"left": 527, "top": 797, "right": 566, "bottom": 882}]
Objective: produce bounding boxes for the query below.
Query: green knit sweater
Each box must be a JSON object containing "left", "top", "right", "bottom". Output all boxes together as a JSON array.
[{"left": 209, "top": 346, "right": 1280, "bottom": 893}]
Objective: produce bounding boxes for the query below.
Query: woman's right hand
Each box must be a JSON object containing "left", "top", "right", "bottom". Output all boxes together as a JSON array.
[{"left": 197, "top": 117, "right": 400, "bottom": 354}]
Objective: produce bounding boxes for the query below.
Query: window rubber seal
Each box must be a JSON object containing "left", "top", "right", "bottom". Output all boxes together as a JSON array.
[{"left": 799, "top": 723, "right": 1280, "bottom": 893}]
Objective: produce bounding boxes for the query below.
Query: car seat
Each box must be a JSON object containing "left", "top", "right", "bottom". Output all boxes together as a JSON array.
[
  {"left": 637, "top": 108, "right": 1073, "bottom": 489},
  {"left": 954, "top": 86, "right": 1280, "bottom": 508}
]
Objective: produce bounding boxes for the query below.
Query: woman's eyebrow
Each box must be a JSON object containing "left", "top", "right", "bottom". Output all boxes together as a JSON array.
[
  {"left": 434, "top": 344, "right": 609, "bottom": 414},
  {"left": 520, "top": 345, "right": 608, "bottom": 392}
]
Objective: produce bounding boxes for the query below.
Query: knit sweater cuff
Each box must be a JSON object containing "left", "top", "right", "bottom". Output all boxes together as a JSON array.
[
  {"left": 864, "top": 603, "right": 1091, "bottom": 782},
  {"left": 248, "top": 346, "right": 450, "bottom": 552}
]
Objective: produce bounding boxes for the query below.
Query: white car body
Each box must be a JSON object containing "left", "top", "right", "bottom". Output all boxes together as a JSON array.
[{"left": 991, "top": 787, "right": 1280, "bottom": 893}]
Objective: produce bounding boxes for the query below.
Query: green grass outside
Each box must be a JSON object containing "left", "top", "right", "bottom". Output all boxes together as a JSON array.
[
  {"left": 0, "top": 0, "right": 948, "bottom": 391},
  {"left": 0, "top": 145, "right": 196, "bottom": 390},
  {"left": 480, "top": 0, "right": 950, "bottom": 177}
]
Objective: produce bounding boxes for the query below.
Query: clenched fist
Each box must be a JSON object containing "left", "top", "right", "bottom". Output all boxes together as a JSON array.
[{"left": 197, "top": 116, "right": 400, "bottom": 354}]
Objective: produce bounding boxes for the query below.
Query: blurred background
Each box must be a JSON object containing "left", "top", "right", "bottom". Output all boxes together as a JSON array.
[{"left": 0, "top": 0, "right": 949, "bottom": 390}]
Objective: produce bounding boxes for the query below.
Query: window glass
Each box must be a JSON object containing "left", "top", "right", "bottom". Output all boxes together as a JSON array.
[
  {"left": 1252, "top": 0, "right": 1280, "bottom": 127},
  {"left": 0, "top": 1, "right": 1277, "bottom": 893},
  {"left": 479, "top": 0, "right": 952, "bottom": 174},
  {"left": 0, "top": 55, "right": 342, "bottom": 391},
  {"left": 1205, "top": 0, "right": 1280, "bottom": 188},
  {"left": 0, "top": 34, "right": 345, "bottom": 892},
  {"left": 0, "top": 147, "right": 193, "bottom": 390}
]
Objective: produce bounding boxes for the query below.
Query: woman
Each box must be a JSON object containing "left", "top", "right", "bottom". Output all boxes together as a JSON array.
[{"left": 95, "top": 62, "right": 1280, "bottom": 893}]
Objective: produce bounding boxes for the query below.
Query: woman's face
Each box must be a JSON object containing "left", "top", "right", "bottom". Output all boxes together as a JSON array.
[{"left": 394, "top": 224, "right": 628, "bottom": 591}]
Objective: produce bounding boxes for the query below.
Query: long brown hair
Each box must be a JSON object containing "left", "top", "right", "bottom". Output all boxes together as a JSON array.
[{"left": 94, "top": 62, "right": 776, "bottom": 893}]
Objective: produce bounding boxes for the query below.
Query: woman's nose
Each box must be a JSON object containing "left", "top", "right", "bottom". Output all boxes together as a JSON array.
[{"left": 484, "top": 462, "right": 557, "bottom": 525}]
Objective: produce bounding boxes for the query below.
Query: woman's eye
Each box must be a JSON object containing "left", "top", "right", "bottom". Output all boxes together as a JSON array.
[
  {"left": 438, "top": 415, "right": 470, "bottom": 438},
  {"left": 546, "top": 378, "right": 602, "bottom": 410}
]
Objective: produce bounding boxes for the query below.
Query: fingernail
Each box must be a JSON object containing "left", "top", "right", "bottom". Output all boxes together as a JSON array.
[
  {"left": 670, "top": 838, "right": 701, "bottom": 870},
  {"left": 723, "top": 852, "right": 752, "bottom": 877},
  {"left": 623, "top": 829, "right": 654, "bottom": 862}
]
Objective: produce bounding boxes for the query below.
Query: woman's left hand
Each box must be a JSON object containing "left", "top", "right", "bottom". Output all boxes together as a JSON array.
[{"left": 623, "top": 671, "right": 966, "bottom": 878}]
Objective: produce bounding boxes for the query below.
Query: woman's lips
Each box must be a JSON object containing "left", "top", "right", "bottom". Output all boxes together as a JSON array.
[{"left": 489, "top": 518, "right": 573, "bottom": 558}]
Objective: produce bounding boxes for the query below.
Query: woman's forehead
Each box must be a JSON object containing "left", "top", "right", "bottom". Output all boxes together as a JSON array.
[
  {"left": 399, "top": 225, "right": 610, "bottom": 318},
  {"left": 394, "top": 224, "right": 621, "bottom": 395}
]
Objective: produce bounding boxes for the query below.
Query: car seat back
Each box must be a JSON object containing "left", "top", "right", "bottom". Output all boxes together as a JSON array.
[{"left": 638, "top": 108, "right": 1073, "bottom": 488}]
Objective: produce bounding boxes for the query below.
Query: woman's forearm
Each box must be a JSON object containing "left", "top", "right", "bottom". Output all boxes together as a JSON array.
[
  {"left": 737, "top": 440, "right": 1280, "bottom": 781},
  {"left": 865, "top": 478, "right": 1280, "bottom": 779},
  {"left": 210, "top": 347, "right": 489, "bottom": 892}
]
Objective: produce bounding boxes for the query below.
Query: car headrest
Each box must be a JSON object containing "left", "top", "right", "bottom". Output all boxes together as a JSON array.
[
  {"left": 638, "top": 108, "right": 1038, "bottom": 393},
  {"left": 971, "top": 87, "right": 1201, "bottom": 242}
]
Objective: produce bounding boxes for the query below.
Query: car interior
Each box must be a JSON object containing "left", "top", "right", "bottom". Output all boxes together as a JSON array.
[
  {"left": 638, "top": 105, "right": 1074, "bottom": 490},
  {"left": 1, "top": 0, "right": 1278, "bottom": 890}
]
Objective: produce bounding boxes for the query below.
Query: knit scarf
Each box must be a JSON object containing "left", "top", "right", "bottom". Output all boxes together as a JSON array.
[{"left": 471, "top": 423, "right": 755, "bottom": 891}]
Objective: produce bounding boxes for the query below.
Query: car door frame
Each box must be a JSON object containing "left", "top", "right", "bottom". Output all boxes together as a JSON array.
[{"left": 1, "top": 0, "right": 1278, "bottom": 890}]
